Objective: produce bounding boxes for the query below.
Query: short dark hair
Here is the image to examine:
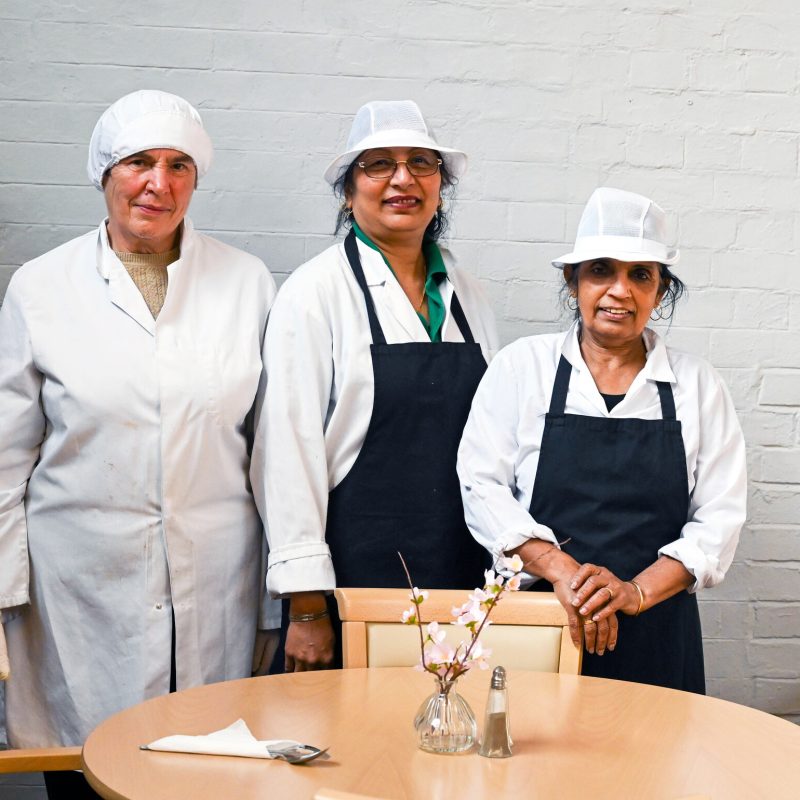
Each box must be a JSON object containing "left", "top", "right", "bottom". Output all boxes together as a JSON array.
[
  {"left": 331, "top": 152, "right": 457, "bottom": 241},
  {"left": 561, "top": 260, "right": 686, "bottom": 320}
]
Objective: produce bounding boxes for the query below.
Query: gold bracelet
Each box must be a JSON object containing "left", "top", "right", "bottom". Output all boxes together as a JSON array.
[
  {"left": 289, "top": 609, "right": 329, "bottom": 623},
  {"left": 628, "top": 580, "right": 645, "bottom": 616}
]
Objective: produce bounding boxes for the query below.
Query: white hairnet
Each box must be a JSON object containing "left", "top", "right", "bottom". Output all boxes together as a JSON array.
[{"left": 87, "top": 90, "right": 213, "bottom": 190}]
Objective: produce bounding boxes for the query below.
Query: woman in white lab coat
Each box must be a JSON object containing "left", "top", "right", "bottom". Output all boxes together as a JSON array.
[
  {"left": 252, "top": 101, "right": 498, "bottom": 672},
  {"left": 0, "top": 91, "right": 277, "bottom": 797},
  {"left": 458, "top": 188, "right": 747, "bottom": 693}
]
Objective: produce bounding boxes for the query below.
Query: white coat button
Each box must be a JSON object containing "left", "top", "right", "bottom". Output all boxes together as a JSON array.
[{"left": 155, "top": 603, "right": 163, "bottom": 610}]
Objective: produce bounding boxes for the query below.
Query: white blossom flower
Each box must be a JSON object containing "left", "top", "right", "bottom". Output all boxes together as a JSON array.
[
  {"left": 484, "top": 569, "right": 504, "bottom": 590},
  {"left": 409, "top": 587, "right": 429, "bottom": 604},
  {"left": 398, "top": 547, "right": 524, "bottom": 685},
  {"left": 453, "top": 600, "right": 486, "bottom": 628},
  {"left": 502, "top": 554, "right": 524, "bottom": 574},
  {"left": 468, "top": 587, "right": 490, "bottom": 604},
  {"left": 401, "top": 607, "right": 417, "bottom": 624},
  {"left": 424, "top": 639, "right": 456, "bottom": 668},
  {"left": 466, "top": 640, "right": 492, "bottom": 670},
  {"left": 507, "top": 573, "right": 522, "bottom": 591},
  {"left": 425, "top": 620, "right": 446, "bottom": 644}
]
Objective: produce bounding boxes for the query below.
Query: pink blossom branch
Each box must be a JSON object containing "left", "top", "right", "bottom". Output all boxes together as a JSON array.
[
  {"left": 398, "top": 552, "right": 430, "bottom": 673},
  {"left": 399, "top": 545, "right": 570, "bottom": 685}
]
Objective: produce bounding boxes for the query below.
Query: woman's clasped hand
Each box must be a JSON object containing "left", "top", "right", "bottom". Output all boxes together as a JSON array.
[{"left": 568, "top": 563, "right": 640, "bottom": 656}]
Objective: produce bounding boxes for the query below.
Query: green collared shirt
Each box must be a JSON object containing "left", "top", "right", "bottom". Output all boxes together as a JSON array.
[{"left": 352, "top": 221, "right": 447, "bottom": 343}]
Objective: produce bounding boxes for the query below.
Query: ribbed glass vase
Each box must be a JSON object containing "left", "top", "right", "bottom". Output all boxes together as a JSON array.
[{"left": 413, "top": 678, "right": 477, "bottom": 754}]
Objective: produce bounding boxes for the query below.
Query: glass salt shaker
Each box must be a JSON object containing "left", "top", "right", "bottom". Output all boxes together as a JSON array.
[{"left": 478, "top": 665, "right": 513, "bottom": 758}]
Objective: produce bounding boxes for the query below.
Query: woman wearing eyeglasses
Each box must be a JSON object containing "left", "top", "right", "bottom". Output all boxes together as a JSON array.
[{"left": 252, "top": 100, "right": 498, "bottom": 671}]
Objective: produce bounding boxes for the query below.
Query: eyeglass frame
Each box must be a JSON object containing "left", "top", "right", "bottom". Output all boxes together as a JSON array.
[{"left": 355, "top": 153, "right": 443, "bottom": 179}]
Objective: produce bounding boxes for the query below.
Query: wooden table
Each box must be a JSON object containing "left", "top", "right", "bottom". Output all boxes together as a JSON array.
[{"left": 82, "top": 667, "right": 800, "bottom": 800}]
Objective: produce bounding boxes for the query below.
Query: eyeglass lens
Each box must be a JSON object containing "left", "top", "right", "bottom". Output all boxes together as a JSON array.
[{"left": 359, "top": 152, "right": 441, "bottom": 178}]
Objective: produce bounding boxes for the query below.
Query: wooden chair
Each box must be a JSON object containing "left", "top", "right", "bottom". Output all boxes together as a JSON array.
[
  {"left": 334, "top": 588, "right": 581, "bottom": 674},
  {"left": 314, "top": 790, "right": 386, "bottom": 800},
  {"left": 0, "top": 622, "right": 82, "bottom": 774}
]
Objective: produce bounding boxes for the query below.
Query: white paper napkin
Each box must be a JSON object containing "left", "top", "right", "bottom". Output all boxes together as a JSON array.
[{"left": 143, "top": 718, "right": 304, "bottom": 759}]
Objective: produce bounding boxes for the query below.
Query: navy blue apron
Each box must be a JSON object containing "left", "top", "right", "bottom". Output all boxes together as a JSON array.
[
  {"left": 272, "top": 230, "right": 489, "bottom": 670},
  {"left": 529, "top": 353, "right": 705, "bottom": 693}
]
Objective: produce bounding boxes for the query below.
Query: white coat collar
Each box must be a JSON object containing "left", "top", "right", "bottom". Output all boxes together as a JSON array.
[
  {"left": 561, "top": 321, "right": 677, "bottom": 413},
  {"left": 350, "top": 237, "right": 454, "bottom": 342},
  {"left": 95, "top": 217, "right": 196, "bottom": 336}
]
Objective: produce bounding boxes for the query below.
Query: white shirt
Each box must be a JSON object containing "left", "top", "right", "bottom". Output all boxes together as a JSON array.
[
  {"left": 457, "top": 323, "right": 747, "bottom": 591},
  {"left": 251, "top": 238, "right": 499, "bottom": 597},
  {"left": 0, "top": 219, "right": 277, "bottom": 747}
]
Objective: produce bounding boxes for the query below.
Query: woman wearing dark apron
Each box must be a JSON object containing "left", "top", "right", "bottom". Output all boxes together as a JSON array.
[
  {"left": 458, "top": 188, "right": 746, "bottom": 692},
  {"left": 254, "top": 101, "right": 497, "bottom": 671}
]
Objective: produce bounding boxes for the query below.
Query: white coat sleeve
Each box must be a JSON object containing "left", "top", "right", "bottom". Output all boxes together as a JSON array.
[
  {"left": 457, "top": 347, "right": 558, "bottom": 562},
  {"left": 659, "top": 368, "right": 747, "bottom": 591},
  {"left": 0, "top": 276, "right": 45, "bottom": 610},
  {"left": 251, "top": 282, "right": 337, "bottom": 597},
  {"left": 250, "top": 273, "right": 283, "bottom": 630}
]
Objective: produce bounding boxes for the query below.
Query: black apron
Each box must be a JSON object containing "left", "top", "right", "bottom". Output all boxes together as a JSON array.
[
  {"left": 272, "top": 231, "right": 489, "bottom": 671},
  {"left": 529, "top": 354, "right": 705, "bottom": 693}
]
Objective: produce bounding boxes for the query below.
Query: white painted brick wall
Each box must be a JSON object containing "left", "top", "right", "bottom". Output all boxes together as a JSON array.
[{"left": 1, "top": 1, "right": 799, "bottom": 739}]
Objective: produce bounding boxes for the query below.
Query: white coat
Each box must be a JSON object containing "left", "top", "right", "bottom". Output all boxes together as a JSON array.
[
  {"left": 251, "top": 238, "right": 499, "bottom": 598},
  {"left": 0, "top": 219, "right": 278, "bottom": 747}
]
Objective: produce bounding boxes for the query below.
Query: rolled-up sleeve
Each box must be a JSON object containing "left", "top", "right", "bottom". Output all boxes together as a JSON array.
[
  {"left": 250, "top": 283, "right": 336, "bottom": 598},
  {"left": 0, "top": 275, "right": 45, "bottom": 609},
  {"left": 659, "top": 367, "right": 747, "bottom": 591}
]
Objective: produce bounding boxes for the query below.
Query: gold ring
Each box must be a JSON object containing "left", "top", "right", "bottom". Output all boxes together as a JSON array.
[
  {"left": 583, "top": 619, "right": 595, "bottom": 626},
  {"left": 604, "top": 587, "right": 614, "bottom": 600}
]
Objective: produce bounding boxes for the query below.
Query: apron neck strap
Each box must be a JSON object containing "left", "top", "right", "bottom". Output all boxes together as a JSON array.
[
  {"left": 550, "top": 354, "right": 678, "bottom": 420},
  {"left": 344, "top": 228, "right": 477, "bottom": 345},
  {"left": 344, "top": 229, "right": 387, "bottom": 345},
  {"left": 449, "top": 292, "right": 475, "bottom": 344},
  {"left": 548, "top": 355, "right": 572, "bottom": 414},
  {"left": 656, "top": 381, "right": 677, "bottom": 420}
]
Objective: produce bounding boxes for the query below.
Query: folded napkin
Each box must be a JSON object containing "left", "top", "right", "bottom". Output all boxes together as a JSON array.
[{"left": 143, "top": 719, "right": 304, "bottom": 759}]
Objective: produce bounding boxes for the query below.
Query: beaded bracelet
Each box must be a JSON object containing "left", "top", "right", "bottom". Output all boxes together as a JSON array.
[
  {"left": 288, "top": 609, "right": 330, "bottom": 623},
  {"left": 627, "top": 580, "right": 645, "bottom": 616}
]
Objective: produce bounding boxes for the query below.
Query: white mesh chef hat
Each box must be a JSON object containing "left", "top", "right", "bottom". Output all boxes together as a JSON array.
[
  {"left": 323, "top": 100, "right": 467, "bottom": 185},
  {"left": 552, "top": 187, "right": 679, "bottom": 268},
  {"left": 87, "top": 90, "right": 213, "bottom": 190}
]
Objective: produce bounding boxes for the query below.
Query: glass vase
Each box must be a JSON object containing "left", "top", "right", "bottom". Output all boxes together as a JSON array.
[{"left": 413, "top": 678, "right": 477, "bottom": 753}]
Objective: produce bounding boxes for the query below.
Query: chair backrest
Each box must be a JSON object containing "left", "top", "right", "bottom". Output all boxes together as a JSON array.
[
  {"left": 0, "top": 622, "right": 82, "bottom": 774},
  {"left": 334, "top": 588, "right": 581, "bottom": 675},
  {"left": 314, "top": 790, "right": 386, "bottom": 800}
]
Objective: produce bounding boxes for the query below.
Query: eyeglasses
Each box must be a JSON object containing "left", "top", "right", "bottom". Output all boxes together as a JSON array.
[{"left": 356, "top": 153, "right": 442, "bottom": 179}]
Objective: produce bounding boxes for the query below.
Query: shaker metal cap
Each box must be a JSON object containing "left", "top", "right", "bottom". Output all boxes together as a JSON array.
[{"left": 491, "top": 666, "right": 507, "bottom": 689}]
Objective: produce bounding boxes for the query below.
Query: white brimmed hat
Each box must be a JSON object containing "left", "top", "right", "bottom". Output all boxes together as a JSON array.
[
  {"left": 552, "top": 187, "right": 679, "bottom": 268},
  {"left": 87, "top": 90, "right": 213, "bottom": 190},
  {"left": 323, "top": 100, "right": 467, "bottom": 185}
]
